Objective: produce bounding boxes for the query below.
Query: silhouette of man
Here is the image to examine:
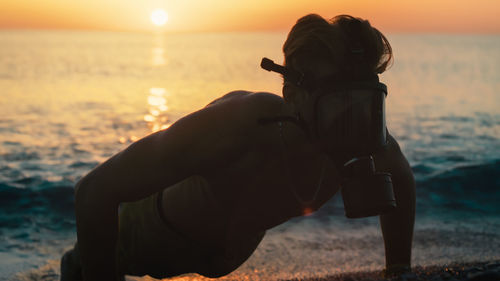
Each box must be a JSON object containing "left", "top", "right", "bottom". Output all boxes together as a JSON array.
[{"left": 62, "top": 14, "right": 415, "bottom": 281}]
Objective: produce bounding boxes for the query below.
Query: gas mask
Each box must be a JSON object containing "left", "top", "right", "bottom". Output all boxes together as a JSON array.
[{"left": 261, "top": 57, "right": 396, "bottom": 218}]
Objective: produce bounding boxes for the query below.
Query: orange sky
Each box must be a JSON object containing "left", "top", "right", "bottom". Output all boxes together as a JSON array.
[{"left": 1, "top": 0, "right": 499, "bottom": 33}]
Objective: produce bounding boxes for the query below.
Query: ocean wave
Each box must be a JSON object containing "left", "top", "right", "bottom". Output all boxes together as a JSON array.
[
  {"left": 1, "top": 151, "right": 41, "bottom": 161},
  {"left": 310, "top": 159, "right": 500, "bottom": 220},
  {"left": 0, "top": 159, "right": 498, "bottom": 230},
  {"left": 415, "top": 159, "right": 500, "bottom": 215},
  {"left": 416, "top": 160, "right": 499, "bottom": 192},
  {"left": 0, "top": 181, "right": 75, "bottom": 229}
]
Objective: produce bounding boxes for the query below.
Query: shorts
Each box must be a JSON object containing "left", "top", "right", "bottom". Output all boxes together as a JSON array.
[{"left": 117, "top": 184, "right": 264, "bottom": 279}]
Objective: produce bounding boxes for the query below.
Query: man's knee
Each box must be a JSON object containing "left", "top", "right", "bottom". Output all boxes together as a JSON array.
[{"left": 60, "top": 244, "right": 83, "bottom": 281}]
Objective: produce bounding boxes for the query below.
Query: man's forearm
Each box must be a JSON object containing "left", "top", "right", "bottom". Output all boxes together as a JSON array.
[
  {"left": 379, "top": 170, "right": 416, "bottom": 267},
  {"left": 75, "top": 178, "right": 120, "bottom": 281}
]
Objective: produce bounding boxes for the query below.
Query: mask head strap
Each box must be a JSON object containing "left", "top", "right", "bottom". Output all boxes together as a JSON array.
[{"left": 261, "top": 58, "right": 304, "bottom": 86}]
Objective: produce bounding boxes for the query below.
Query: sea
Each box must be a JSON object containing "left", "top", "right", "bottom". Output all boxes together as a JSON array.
[{"left": 0, "top": 30, "right": 499, "bottom": 281}]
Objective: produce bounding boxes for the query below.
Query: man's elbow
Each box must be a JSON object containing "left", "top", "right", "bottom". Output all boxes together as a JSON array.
[
  {"left": 74, "top": 175, "right": 103, "bottom": 214},
  {"left": 74, "top": 176, "right": 92, "bottom": 218},
  {"left": 74, "top": 177, "right": 85, "bottom": 200},
  {"left": 74, "top": 173, "right": 120, "bottom": 215}
]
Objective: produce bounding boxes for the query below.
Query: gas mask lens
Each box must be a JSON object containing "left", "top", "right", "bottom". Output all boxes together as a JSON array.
[{"left": 316, "top": 89, "right": 376, "bottom": 159}]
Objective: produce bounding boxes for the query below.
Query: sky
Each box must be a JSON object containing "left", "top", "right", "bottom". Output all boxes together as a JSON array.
[{"left": 1, "top": 0, "right": 499, "bottom": 33}]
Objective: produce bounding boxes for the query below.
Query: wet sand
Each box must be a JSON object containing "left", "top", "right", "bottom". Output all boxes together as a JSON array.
[
  {"left": 281, "top": 261, "right": 500, "bottom": 281},
  {"left": 11, "top": 260, "right": 500, "bottom": 281}
]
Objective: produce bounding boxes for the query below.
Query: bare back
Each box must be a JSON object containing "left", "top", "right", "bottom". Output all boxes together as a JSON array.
[{"left": 160, "top": 91, "right": 341, "bottom": 245}]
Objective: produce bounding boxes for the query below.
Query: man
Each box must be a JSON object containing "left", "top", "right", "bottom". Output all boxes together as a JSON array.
[{"left": 63, "top": 14, "right": 415, "bottom": 281}]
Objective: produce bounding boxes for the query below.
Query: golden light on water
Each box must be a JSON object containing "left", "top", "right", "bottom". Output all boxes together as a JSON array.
[
  {"left": 150, "top": 9, "right": 168, "bottom": 26},
  {"left": 147, "top": 94, "right": 167, "bottom": 107},
  {"left": 152, "top": 47, "right": 166, "bottom": 66},
  {"left": 152, "top": 33, "right": 167, "bottom": 66},
  {"left": 144, "top": 87, "right": 171, "bottom": 132}
]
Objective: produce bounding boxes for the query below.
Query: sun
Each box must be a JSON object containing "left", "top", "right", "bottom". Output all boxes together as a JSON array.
[{"left": 151, "top": 9, "right": 168, "bottom": 26}]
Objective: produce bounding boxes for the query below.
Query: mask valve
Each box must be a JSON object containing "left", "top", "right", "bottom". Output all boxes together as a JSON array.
[{"left": 340, "top": 156, "right": 396, "bottom": 218}]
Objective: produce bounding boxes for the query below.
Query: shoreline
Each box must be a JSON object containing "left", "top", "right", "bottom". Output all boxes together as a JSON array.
[{"left": 281, "top": 261, "right": 500, "bottom": 281}]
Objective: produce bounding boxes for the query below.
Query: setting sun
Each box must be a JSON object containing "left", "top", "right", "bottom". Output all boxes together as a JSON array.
[
  {"left": 150, "top": 9, "right": 168, "bottom": 26},
  {"left": 1, "top": 1, "right": 499, "bottom": 33}
]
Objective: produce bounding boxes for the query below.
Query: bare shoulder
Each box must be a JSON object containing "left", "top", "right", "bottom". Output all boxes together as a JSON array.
[
  {"left": 203, "top": 90, "right": 284, "bottom": 129},
  {"left": 168, "top": 90, "right": 283, "bottom": 148},
  {"left": 191, "top": 90, "right": 285, "bottom": 150},
  {"left": 207, "top": 90, "right": 283, "bottom": 110}
]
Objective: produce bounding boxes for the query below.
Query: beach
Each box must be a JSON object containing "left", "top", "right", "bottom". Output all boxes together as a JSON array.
[
  {"left": 11, "top": 258, "right": 500, "bottom": 281},
  {"left": 291, "top": 261, "right": 500, "bottom": 281},
  {"left": 1, "top": 31, "right": 499, "bottom": 280}
]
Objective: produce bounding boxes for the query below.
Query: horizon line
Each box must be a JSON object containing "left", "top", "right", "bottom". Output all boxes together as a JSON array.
[{"left": 2, "top": 26, "right": 499, "bottom": 36}]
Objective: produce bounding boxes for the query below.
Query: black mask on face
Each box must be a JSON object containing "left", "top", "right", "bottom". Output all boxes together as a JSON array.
[{"left": 260, "top": 57, "right": 396, "bottom": 218}]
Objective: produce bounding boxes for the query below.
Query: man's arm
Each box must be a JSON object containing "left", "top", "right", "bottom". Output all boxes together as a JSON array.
[
  {"left": 74, "top": 98, "right": 253, "bottom": 281},
  {"left": 375, "top": 135, "right": 416, "bottom": 273}
]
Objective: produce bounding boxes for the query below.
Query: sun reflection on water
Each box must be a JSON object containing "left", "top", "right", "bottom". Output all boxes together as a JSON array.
[
  {"left": 144, "top": 87, "right": 171, "bottom": 132},
  {"left": 152, "top": 32, "right": 167, "bottom": 66},
  {"left": 152, "top": 46, "right": 167, "bottom": 66}
]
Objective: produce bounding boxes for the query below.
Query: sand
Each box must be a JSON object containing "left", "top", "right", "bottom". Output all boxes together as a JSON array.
[
  {"left": 10, "top": 260, "right": 500, "bottom": 281},
  {"left": 281, "top": 261, "right": 500, "bottom": 281}
]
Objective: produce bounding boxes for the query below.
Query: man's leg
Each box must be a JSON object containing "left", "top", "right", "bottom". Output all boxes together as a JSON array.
[
  {"left": 61, "top": 243, "right": 125, "bottom": 281},
  {"left": 60, "top": 244, "right": 82, "bottom": 281}
]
